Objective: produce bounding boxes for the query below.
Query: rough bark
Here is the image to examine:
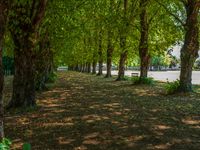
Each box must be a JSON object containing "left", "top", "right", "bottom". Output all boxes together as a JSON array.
[
  {"left": 116, "top": 0, "right": 128, "bottom": 81},
  {"left": 97, "top": 31, "right": 103, "bottom": 76},
  {"left": 92, "top": 61, "right": 97, "bottom": 74},
  {"left": 116, "top": 42, "right": 128, "bottom": 81},
  {"left": 35, "top": 32, "right": 53, "bottom": 90},
  {"left": 139, "top": 0, "right": 150, "bottom": 79},
  {"left": 179, "top": 1, "right": 200, "bottom": 92},
  {"left": 86, "top": 62, "right": 91, "bottom": 73},
  {"left": 81, "top": 64, "right": 85, "bottom": 72},
  {"left": 8, "top": 0, "right": 48, "bottom": 108},
  {"left": 105, "top": 31, "right": 114, "bottom": 78},
  {"left": 8, "top": 35, "right": 36, "bottom": 107},
  {"left": 0, "top": 0, "right": 9, "bottom": 140}
]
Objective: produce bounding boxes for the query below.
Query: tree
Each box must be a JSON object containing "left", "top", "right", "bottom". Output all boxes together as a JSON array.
[
  {"left": 8, "top": 0, "right": 48, "bottom": 108},
  {"left": 97, "top": 30, "right": 103, "bottom": 75},
  {"left": 0, "top": 0, "right": 9, "bottom": 140},
  {"left": 156, "top": 0, "right": 200, "bottom": 92},
  {"left": 105, "top": 0, "right": 115, "bottom": 78},
  {"left": 116, "top": 0, "right": 129, "bottom": 81},
  {"left": 139, "top": 0, "right": 150, "bottom": 78},
  {"left": 179, "top": 0, "right": 200, "bottom": 92}
]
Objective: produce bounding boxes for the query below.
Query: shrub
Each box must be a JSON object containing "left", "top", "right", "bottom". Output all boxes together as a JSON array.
[
  {"left": 0, "top": 138, "right": 11, "bottom": 150},
  {"left": 165, "top": 80, "right": 180, "bottom": 94},
  {"left": 0, "top": 138, "right": 31, "bottom": 150},
  {"left": 23, "top": 143, "right": 31, "bottom": 150},
  {"left": 46, "top": 72, "right": 57, "bottom": 83},
  {"left": 124, "top": 76, "right": 131, "bottom": 81},
  {"left": 131, "top": 77, "right": 154, "bottom": 85}
]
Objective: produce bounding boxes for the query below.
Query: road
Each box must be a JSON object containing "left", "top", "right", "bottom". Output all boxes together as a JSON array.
[{"left": 106, "top": 70, "right": 200, "bottom": 84}]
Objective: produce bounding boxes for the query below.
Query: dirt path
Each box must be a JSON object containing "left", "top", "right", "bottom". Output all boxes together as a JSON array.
[{"left": 5, "top": 72, "right": 200, "bottom": 150}]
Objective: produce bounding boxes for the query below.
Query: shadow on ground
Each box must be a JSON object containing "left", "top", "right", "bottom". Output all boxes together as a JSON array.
[{"left": 5, "top": 71, "right": 200, "bottom": 150}]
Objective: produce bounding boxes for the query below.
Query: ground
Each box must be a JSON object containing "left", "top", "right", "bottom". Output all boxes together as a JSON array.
[{"left": 4, "top": 71, "right": 200, "bottom": 150}]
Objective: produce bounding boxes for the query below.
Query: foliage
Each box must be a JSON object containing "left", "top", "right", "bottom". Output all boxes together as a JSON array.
[
  {"left": 46, "top": 72, "right": 57, "bottom": 83},
  {"left": 131, "top": 76, "right": 154, "bottom": 85},
  {"left": 22, "top": 143, "right": 31, "bottom": 150},
  {"left": 0, "top": 138, "right": 31, "bottom": 150},
  {"left": 0, "top": 138, "right": 11, "bottom": 150},
  {"left": 165, "top": 80, "right": 180, "bottom": 94},
  {"left": 194, "top": 59, "right": 200, "bottom": 70},
  {"left": 2, "top": 56, "right": 14, "bottom": 75}
]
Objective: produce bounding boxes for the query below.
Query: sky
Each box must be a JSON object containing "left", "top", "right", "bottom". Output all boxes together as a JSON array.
[
  {"left": 171, "top": 45, "right": 181, "bottom": 58},
  {"left": 171, "top": 45, "right": 200, "bottom": 60}
]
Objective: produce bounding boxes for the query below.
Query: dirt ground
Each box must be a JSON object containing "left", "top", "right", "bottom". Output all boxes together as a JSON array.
[{"left": 4, "top": 71, "right": 200, "bottom": 150}]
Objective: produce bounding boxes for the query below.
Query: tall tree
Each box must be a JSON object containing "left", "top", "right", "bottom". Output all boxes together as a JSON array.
[
  {"left": 8, "top": 0, "right": 48, "bottom": 108},
  {"left": 105, "top": 0, "right": 115, "bottom": 78},
  {"left": 179, "top": 0, "right": 200, "bottom": 92},
  {"left": 105, "top": 30, "right": 114, "bottom": 78},
  {"left": 156, "top": 0, "right": 200, "bottom": 91},
  {"left": 139, "top": 0, "right": 150, "bottom": 79},
  {"left": 97, "top": 30, "right": 103, "bottom": 76},
  {"left": 116, "top": 0, "right": 128, "bottom": 81},
  {"left": 0, "top": 0, "right": 9, "bottom": 139}
]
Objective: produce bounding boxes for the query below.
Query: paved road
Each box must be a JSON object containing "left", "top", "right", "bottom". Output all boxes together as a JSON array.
[{"left": 106, "top": 70, "right": 200, "bottom": 84}]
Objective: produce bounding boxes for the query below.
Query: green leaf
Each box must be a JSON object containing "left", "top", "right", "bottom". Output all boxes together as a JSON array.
[{"left": 23, "top": 143, "right": 31, "bottom": 150}]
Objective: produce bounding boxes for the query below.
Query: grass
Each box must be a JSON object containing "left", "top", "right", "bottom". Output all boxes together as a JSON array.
[{"left": 4, "top": 71, "right": 200, "bottom": 150}]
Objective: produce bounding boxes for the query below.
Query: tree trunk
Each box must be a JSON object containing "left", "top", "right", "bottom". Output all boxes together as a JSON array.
[
  {"left": 116, "top": 0, "right": 128, "bottom": 81},
  {"left": 0, "top": 48, "right": 3, "bottom": 140},
  {"left": 0, "top": 0, "right": 9, "bottom": 140},
  {"left": 92, "top": 61, "right": 97, "bottom": 74},
  {"left": 8, "top": 37, "right": 36, "bottom": 108},
  {"left": 7, "top": 0, "right": 47, "bottom": 108},
  {"left": 82, "top": 64, "right": 85, "bottom": 72},
  {"left": 97, "top": 31, "right": 103, "bottom": 76},
  {"left": 139, "top": 0, "right": 150, "bottom": 79},
  {"left": 83, "top": 63, "right": 87, "bottom": 72},
  {"left": 105, "top": 31, "right": 114, "bottom": 78},
  {"left": 35, "top": 32, "right": 53, "bottom": 91},
  {"left": 179, "top": 1, "right": 200, "bottom": 92},
  {"left": 116, "top": 47, "right": 128, "bottom": 81},
  {"left": 86, "top": 62, "right": 91, "bottom": 73}
]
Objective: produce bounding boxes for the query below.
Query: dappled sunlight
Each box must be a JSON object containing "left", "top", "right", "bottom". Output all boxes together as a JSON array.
[
  {"left": 182, "top": 117, "right": 200, "bottom": 130},
  {"left": 41, "top": 122, "right": 74, "bottom": 128},
  {"left": 58, "top": 137, "right": 75, "bottom": 145},
  {"left": 84, "top": 132, "right": 99, "bottom": 139},
  {"left": 11, "top": 139, "right": 23, "bottom": 150},
  {"left": 16, "top": 117, "right": 30, "bottom": 125},
  {"left": 125, "top": 135, "right": 144, "bottom": 143},
  {"left": 133, "top": 88, "right": 158, "bottom": 97},
  {"left": 82, "top": 139, "right": 100, "bottom": 145},
  {"left": 5, "top": 72, "right": 200, "bottom": 149},
  {"left": 82, "top": 114, "right": 110, "bottom": 123},
  {"left": 103, "top": 102, "right": 120, "bottom": 108},
  {"left": 153, "top": 143, "right": 172, "bottom": 150},
  {"left": 74, "top": 145, "right": 88, "bottom": 150},
  {"left": 154, "top": 124, "right": 171, "bottom": 130}
]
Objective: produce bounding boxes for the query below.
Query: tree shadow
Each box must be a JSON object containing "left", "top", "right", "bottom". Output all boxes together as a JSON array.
[{"left": 4, "top": 72, "right": 200, "bottom": 150}]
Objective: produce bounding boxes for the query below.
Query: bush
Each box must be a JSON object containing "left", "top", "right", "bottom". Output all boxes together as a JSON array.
[
  {"left": 46, "top": 72, "right": 57, "bottom": 83},
  {"left": 0, "top": 138, "right": 11, "bottom": 150},
  {"left": 131, "top": 77, "right": 154, "bottom": 85},
  {"left": 165, "top": 80, "right": 180, "bottom": 94},
  {"left": 124, "top": 76, "right": 131, "bottom": 81},
  {"left": 0, "top": 138, "right": 31, "bottom": 150}
]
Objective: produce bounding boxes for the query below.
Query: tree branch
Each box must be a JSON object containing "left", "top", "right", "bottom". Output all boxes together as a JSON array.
[
  {"left": 32, "top": 0, "right": 48, "bottom": 28},
  {"left": 154, "top": 0, "right": 185, "bottom": 28}
]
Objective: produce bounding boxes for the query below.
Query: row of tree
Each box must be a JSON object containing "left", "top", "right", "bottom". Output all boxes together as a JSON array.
[
  {"left": 0, "top": 0, "right": 54, "bottom": 139},
  {"left": 54, "top": 0, "right": 199, "bottom": 92},
  {"left": 0, "top": 0, "right": 199, "bottom": 140}
]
